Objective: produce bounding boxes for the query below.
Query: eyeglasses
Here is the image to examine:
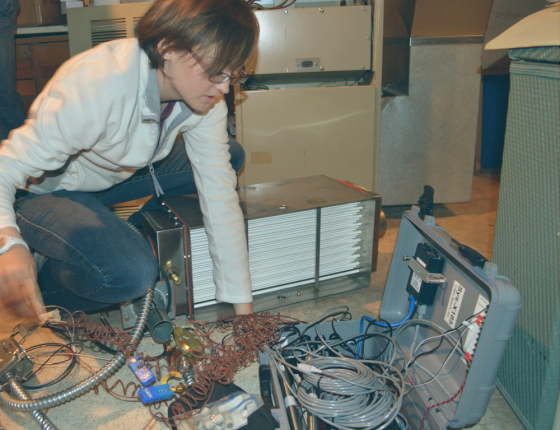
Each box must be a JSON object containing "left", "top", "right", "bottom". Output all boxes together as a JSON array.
[{"left": 189, "top": 51, "right": 248, "bottom": 85}]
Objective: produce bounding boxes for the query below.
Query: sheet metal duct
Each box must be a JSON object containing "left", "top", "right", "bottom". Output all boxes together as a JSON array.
[
  {"left": 140, "top": 176, "right": 382, "bottom": 322},
  {"left": 382, "top": 0, "right": 493, "bottom": 96},
  {"left": 379, "top": 0, "right": 493, "bottom": 206}
]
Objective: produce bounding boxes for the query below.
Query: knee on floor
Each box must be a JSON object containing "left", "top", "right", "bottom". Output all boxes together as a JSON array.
[{"left": 102, "top": 243, "right": 159, "bottom": 304}]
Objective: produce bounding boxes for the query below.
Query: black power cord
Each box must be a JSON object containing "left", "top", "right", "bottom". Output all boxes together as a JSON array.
[
  {"left": 452, "top": 239, "right": 489, "bottom": 268},
  {"left": 22, "top": 342, "right": 77, "bottom": 390},
  {"left": 283, "top": 310, "right": 352, "bottom": 349}
]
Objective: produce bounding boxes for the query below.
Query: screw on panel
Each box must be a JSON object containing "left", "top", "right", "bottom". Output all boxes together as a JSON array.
[
  {"left": 319, "top": 66, "right": 324, "bottom": 71},
  {"left": 285, "top": 68, "right": 289, "bottom": 72},
  {"left": 362, "top": 6, "right": 365, "bottom": 10},
  {"left": 366, "top": 36, "right": 370, "bottom": 40},
  {"left": 361, "top": 66, "right": 365, "bottom": 69},
  {"left": 319, "top": 8, "right": 324, "bottom": 12},
  {"left": 285, "top": 10, "right": 288, "bottom": 14}
]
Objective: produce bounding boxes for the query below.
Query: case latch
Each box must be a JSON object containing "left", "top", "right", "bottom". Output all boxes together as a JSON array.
[{"left": 403, "top": 255, "right": 446, "bottom": 286}]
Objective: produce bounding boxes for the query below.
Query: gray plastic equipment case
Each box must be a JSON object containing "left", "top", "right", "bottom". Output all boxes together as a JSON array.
[{"left": 259, "top": 208, "right": 521, "bottom": 430}]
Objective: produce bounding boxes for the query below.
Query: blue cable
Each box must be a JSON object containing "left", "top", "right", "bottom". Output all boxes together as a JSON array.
[{"left": 356, "top": 295, "right": 416, "bottom": 359}]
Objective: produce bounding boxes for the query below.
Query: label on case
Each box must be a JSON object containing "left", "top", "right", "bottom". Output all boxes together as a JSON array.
[
  {"left": 410, "top": 272, "right": 422, "bottom": 292},
  {"left": 445, "top": 281, "right": 465, "bottom": 329},
  {"left": 410, "top": 257, "right": 427, "bottom": 293},
  {"left": 464, "top": 295, "right": 490, "bottom": 357}
]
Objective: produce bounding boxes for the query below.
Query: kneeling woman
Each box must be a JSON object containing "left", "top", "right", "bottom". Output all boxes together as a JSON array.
[{"left": 0, "top": 0, "right": 258, "bottom": 317}]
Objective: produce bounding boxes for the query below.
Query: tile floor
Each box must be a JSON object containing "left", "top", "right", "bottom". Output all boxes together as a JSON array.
[{"left": 0, "top": 174, "right": 525, "bottom": 430}]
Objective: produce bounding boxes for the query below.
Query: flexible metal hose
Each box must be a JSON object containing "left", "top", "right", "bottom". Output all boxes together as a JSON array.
[
  {"left": 0, "top": 289, "right": 154, "bottom": 412},
  {"left": 7, "top": 377, "right": 58, "bottom": 430}
]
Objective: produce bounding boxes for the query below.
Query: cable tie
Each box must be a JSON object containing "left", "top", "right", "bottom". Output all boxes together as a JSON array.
[{"left": 297, "top": 363, "right": 322, "bottom": 374}]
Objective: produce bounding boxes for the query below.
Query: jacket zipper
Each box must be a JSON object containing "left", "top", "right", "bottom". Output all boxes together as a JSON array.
[{"left": 148, "top": 102, "right": 177, "bottom": 198}]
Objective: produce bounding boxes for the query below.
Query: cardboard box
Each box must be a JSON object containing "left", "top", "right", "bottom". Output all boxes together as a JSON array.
[{"left": 16, "top": 0, "right": 67, "bottom": 27}]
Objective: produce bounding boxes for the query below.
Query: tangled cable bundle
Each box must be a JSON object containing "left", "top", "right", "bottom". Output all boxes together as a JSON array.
[
  {"left": 297, "top": 360, "right": 403, "bottom": 430},
  {"left": 148, "top": 313, "right": 304, "bottom": 425},
  {"left": 64, "top": 311, "right": 136, "bottom": 354},
  {"left": 266, "top": 344, "right": 405, "bottom": 430},
  {"left": 299, "top": 357, "right": 394, "bottom": 396},
  {"left": 8, "top": 294, "right": 487, "bottom": 429}
]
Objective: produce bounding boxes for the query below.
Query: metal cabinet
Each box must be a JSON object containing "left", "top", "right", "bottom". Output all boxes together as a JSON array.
[
  {"left": 15, "top": 34, "right": 70, "bottom": 115},
  {"left": 235, "top": 3, "right": 384, "bottom": 192}
]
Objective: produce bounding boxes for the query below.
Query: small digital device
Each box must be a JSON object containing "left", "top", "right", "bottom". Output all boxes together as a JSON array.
[
  {"left": 128, "top": 356, "right": 156, "bottom": 387},
  {"left": 139, "top": 384, "right": 174, "bottom": 405},
  {"left": 406, "top": 243, "right": 445, "bottom": 306}
]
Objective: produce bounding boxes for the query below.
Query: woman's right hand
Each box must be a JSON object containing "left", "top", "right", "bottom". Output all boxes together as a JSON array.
[{"left": 0, "top": 228, "right": 46, "bottom": 320}]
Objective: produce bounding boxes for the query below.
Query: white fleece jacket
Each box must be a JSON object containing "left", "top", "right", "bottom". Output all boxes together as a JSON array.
[{"left": 0, "top": 38, "right": 252, "bottom": 304}]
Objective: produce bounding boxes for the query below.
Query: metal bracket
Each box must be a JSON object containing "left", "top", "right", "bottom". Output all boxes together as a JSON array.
[
  {"left": 121, "top": 280, "right": 176, "bottom": 329},
  {"left": 0, "top": 338, "right": 33, "bottom": 382},
  {"left": 403, "top": 255, "right": 446, "bottom": 286}
]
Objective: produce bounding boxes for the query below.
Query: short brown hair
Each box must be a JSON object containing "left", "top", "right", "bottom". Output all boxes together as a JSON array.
[{"left": 136, "top": 0, "right": 259, "bottom": 74}]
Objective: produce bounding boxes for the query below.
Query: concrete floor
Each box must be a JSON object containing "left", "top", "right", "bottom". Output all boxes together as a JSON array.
[{"left": 0, "top": 174, "right": 524, "bottom": 430}]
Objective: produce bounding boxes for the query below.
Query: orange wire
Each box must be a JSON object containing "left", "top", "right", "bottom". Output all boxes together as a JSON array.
[{"left": 333, "top": 178, "right": 370, "bottom": 195}]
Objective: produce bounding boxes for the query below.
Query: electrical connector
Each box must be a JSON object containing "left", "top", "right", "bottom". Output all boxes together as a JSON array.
[
  {"left": 462, "top": 320, "right": 478, "bottom": 331},
  {"left": 406, "top": 243, "right": 445, "bottom": 306},
  {"left": 297, "top": 363, "right": 322, "bottom": 374},
  {"left": 171, "top": 383, "right": 188, "bottom": 394},
  {"left": 128, "top": 356, "right": 155, "bottom": 387},
  {"left": 138, "top": 384, "right": 174, "bottom": 405},
  {"left": 161, "top": 371, "right": 183, "bottom": 385}
]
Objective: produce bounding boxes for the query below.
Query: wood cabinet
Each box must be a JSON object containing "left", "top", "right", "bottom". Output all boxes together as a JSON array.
[{"left": 15, "top": 34, "right": 70, "bottom": 115}]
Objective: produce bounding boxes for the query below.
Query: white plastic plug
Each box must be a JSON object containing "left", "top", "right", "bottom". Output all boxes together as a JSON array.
[{"left": 297, "top": 363, "right": 322, "bottom": 374}]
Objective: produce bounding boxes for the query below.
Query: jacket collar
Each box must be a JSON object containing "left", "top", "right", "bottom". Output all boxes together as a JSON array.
[
  {"left": 142, "top": 68, "right": 193, "bottom": 127},
  {"left": 142, "top": 68, "right": 161, "bottom": 122}
]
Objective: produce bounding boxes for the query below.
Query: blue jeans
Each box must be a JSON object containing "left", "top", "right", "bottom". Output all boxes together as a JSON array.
[
  {"left": 0, "top": 0, "right": 25, "bottom": 141},
  {"left": 15, "top": 138, "right": 245, "bottom": 312}
]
